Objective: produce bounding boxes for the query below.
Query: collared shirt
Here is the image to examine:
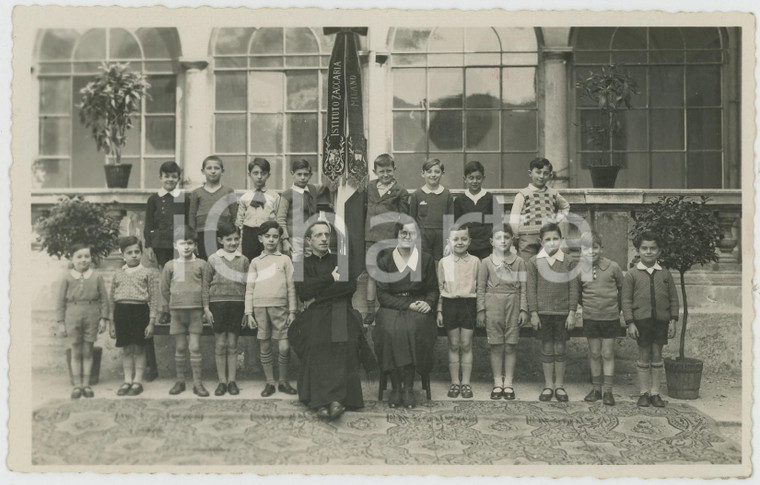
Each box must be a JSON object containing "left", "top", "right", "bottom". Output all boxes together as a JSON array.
[
  {"left": 70, "top": 268, "right": 94, "bottom": 280},
  {"left": 376, "top": 180, "right": 396, "bottom": 197},
  {"left": 464, "top": 189, "right": 487, "bottom": 205},
  {"left": 637, "top": 261, "right": 663, "bottom": 275},
  {"left": 437, "top": 252, "right": 479, "bottom": 308},
  {"left": 236, "top": 187, "right": 280, "bottom": 229},
  {"left": 157, "top": 188, "right": 182, "bottom": 198},
  {"left": 122, "top": 264, "right": 143, "bottom": 274},
  {"left": 112, "top": 264, "right": 158, "bottom": 317},
  {"left": 291, "top": 184, "right": 310, "bottom": 195},
  {"left": 577, "top": 256, "right": 624, "bottom": 321},
  {"left": 537, "top": 248, "right": 565, "bottom": 267},
  {"left": 392, "top": 247, "right": 419, "bottom": 272},
  {"left": 491, "top": 248, "right": 517, "bottom": 268},
  {"left": 421, "top": 184, "right": 444, "bottom": 195},
  {"left": 216, "top": 249, "right": 243, "bottom": 262}
]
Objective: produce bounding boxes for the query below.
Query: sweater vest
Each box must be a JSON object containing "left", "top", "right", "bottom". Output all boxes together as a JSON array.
[{"left": 519, "top": 188, "right": 559, "bottom": 234}]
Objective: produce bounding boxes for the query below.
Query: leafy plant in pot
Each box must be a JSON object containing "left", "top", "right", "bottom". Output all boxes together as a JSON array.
[
  {"left": 34, "top": 195, "right": 121, "bottom": 266},
  {"left": 576, "top": 64, "right": 640, "bottom": 188},
  {"left": 630, "top": 196, "right": 721, "bottom": 399},
  {"left": 78, "top": 62, "right": 151, "bottom": 188}
]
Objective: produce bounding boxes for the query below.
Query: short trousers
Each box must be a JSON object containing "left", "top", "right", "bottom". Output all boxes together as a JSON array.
[
  {"left": 254, "top": 306, "right": 290, "bottom": 340},
  {"left": 517, "top": 233, "right": 541, "bottom": 261},
  {"left": 484, "top": 292, "right": 522, "bottom": 345},
  {"left": 210, "top": 301, "right": 245, "bottom": 335},
  {"left": 535, "top": 314, "right": 569, "bottom": 342},
  {"left": 634, "top": 318, "right": 669, "bottom": 347},
  {"left": 584, "top": 318, "right": 622, "bottom": 339},
  {"left": 64, "top": 303, "right": 101, "bottom": 344},
  {"left": 113, "top": 302, "right": 150, "bottom": 347},
  {"left": 169, "top": 308, "right": 204, "bottom": 335},
  {"left": 441, "top": 297, "right": 476, "bottom": 332}
]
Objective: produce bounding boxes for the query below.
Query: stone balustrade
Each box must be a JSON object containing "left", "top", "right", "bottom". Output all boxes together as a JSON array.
[{"left": 30, "top": 188, "right": 742, "bottom": 273}]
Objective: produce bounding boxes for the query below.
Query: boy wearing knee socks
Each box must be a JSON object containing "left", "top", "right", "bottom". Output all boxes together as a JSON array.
[
  {"left": 526, "top": 223, "right": 578, "bottom": 402},
  {"left": 623, "top": 231, "right": 679, "bottom": 407},
  {"left": 244, "top": 221, "right": 298, "bottom": 397},
  {"left": 160, "top": 226, "right": 213, "bottom": 397},
  {"left": 576, "top": 232, "right": 624, "bottom": 406}
]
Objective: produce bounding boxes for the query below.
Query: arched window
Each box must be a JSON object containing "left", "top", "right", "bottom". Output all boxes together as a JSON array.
[
  {"left": 573, "top": 27, "right": 729, "bottom": 188},
  {"left": 212, "top": 27, "right": 359, "bottom": 189},
  {"left": 390, "top": 27, "right": 540, "bottom": 189},
  {"left": 34, "top": 28, "right": 181, "bottom": 189}
]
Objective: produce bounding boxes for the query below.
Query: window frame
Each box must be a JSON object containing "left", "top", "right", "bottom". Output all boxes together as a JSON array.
[
  {"left": 572, "top": 27, "right": 729, "bottom": 189},
  {"left": 388, "top": 27, "right": 543, "bottom": 189},
  {"left": 35, "top": 28, "right": 179, "bottom": 190}
]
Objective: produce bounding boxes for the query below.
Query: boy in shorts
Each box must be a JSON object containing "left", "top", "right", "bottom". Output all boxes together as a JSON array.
[
  {"left": 526, "top": 223, "right": 578, "bottom": 402},
  {"left": 576, "top": 232, "right": 624, "bottom": 406},
  {"left": 623, "top": 231, "right": 679, "bottom": 408},
  {"left": 437, "top": 224, "right": 480, "bottom": 399},
  {"left": 160, "top": 225, "right": 213, "bottom": 397},
  {"left": 244, "top": 220, "right": 298, "bottom": 397}
]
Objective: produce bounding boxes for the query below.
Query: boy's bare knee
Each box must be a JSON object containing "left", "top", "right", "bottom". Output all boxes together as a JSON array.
[{"left": 601, "top": 349, "right": 615, "bottom": 361}]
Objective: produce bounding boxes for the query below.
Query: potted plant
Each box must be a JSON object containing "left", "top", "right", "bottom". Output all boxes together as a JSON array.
[
  {"left": 630, "top": 196, "right": 721, "bottom": 399},
  {"left": 78, "top": 62, "right": 151, "bottom": 188},
  {"left": 576, "top": 64, "right": 641, "bottom": 188},
  {"left": 34, "top": 195, "right": 121, "bottom": 266}
]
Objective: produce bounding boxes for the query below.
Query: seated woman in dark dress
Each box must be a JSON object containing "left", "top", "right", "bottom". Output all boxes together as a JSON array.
[{"left": 372, "top": 221, "right": 439, "bottom": 409}]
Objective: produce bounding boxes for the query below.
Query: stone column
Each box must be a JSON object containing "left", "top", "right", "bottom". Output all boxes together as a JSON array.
[
  {"left": 542, "top": 48, "right": 572, "bottom": 188},
  {"left": 179, "top": 59, "right": 211, "bottom": 188}
]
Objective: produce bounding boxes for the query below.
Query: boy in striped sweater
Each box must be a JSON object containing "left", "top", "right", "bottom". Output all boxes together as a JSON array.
[
  {"left": 623, "top": 231, "right": 679, "bottom": 408},
  {"left": 526, "top": 223, "right": 578, "bottom": 402},
  {"left": 509, "top": 158, "right": 570, "bottom": 263}
]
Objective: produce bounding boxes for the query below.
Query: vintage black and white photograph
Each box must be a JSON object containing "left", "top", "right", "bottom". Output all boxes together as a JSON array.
[{"left": 7, "top": 4, "right": 754, "bottom": 477}]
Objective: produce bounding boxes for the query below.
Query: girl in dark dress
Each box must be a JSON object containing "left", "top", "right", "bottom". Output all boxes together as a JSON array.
[{"left": 372, "top": 222, "right": 439, "bottom": 409}]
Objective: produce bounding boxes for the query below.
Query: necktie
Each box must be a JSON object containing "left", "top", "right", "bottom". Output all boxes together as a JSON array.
[{"left": 250, "top": 191, "right": 266, "bottom": 209}]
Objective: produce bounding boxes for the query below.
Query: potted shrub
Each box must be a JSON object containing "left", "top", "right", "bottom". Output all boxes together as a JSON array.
[
  {"left": 78, "top": 62, "right": 151, "bottom": 188},
  {"left": 34, "top": 195, "right": 121, "bottom": 266},
  {"left": 630, "top": 196, "right": 721, "bottom": 399},
  {"left": 576, "top": 64, "right": 641, "bottom": 188}
]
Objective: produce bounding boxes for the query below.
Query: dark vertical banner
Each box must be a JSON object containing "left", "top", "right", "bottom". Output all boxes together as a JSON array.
[{"left": 323, "top": 28, "right": 368, "bottom": 281}]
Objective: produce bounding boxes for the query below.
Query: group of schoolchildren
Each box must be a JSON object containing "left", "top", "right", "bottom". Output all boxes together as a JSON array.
[{"left": 57, "top": 154, "right": 679, "bottom": 408}]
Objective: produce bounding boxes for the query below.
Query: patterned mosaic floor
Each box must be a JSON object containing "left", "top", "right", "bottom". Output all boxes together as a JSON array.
[{"left": 32, "top": 399, "right": 740, "bottom": 466}]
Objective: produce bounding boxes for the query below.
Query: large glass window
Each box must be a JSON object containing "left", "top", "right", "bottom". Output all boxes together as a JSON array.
[
  {"left": 390, "top": 27, "right": 540, "bottom": 189},
  {"left": 574, "top": 27, "right": 728, "bottom": 188},
  {"left": 213, "top": 28, "right": 361, "bottom": 190},
  {"left": 35, "top": 28, "right": 180, "bottom": 189}
]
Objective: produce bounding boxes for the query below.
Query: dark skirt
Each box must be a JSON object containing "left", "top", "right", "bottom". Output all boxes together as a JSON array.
[
  {"left": 373, "top": 307, "right": 437, "bottom": 374},
  {"left": 113, "top": 302, "right": 150, "bottom": 347}
]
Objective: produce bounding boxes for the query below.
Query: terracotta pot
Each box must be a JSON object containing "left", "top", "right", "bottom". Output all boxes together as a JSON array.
[{"left": 104, "top": 163, "right": 132, "bottom": 188}]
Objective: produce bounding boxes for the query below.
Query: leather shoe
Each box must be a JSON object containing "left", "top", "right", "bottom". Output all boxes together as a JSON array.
[
  {"left": 193, "top": 384, "right": 210, "bottom": 397},
  {"left": 227, "top": 381, "right": 240, "bottom": 395},
  {"left": 261, "top": 383, "right": 276, "bottom": 397},
  {"left": 388, "top": 390, "right": 400, "bottom": 408},
  {"left": 538, "top": 388, "right": 554, "bottom": 402},
  {"left": 82, "top": 386, "right": 95, "bottom": 398},
  {"left": 402, "top": 389, "right": 415, "bottom": 409},
  {"left": 71, "top": 387, "right": 83, "bottom": 399},
  {"left": 316, "top": 406, "right": 330, "bottom": 419},
  {"left": 127, "top": 383, "right": 143, "bottom": 396},
  {"left": 215, "top": 383, "right": 227, "bottom": 396},
  {"left": 328, "top": 401, "right": 346, "bottom": 419},
  {"left": 169, "top": 381, "right": 186, "bottom": 395},
  {"left": 637, "top": 392, "right": 650, "bottom": 407},
  {"left": 554, "top": 387, "right": 569, "bottom": 402},
  {"left": 278, "top": 382, "right": 298, "bottom": 395},
  {"left": 649, "top": 393, "right": 665, "bottom": 407},
  {"left": 602, "top": 391, "right": 615, "bottom": 406},
  {"left": 584, "top": 389, "right": 602, "bottom": 402}
]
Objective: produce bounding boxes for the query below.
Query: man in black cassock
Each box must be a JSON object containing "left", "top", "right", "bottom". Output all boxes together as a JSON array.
[{"left": 288, "top": 221, "right": 375, "bottom": 420}]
